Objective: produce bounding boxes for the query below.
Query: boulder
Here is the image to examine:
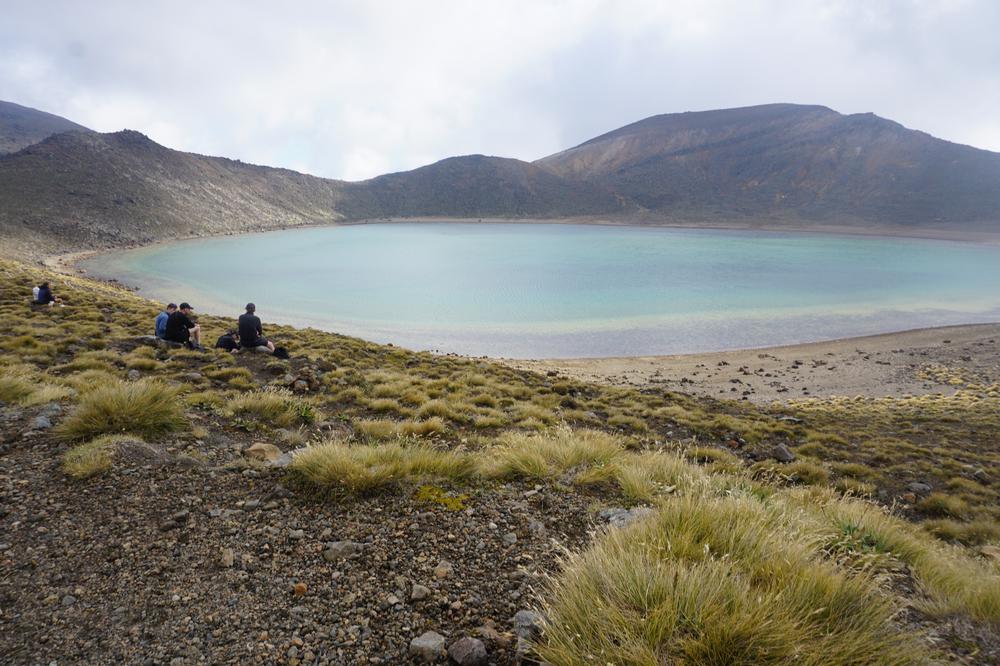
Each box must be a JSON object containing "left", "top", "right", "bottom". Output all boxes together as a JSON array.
[
  {"left": 907, "top": 482, "right": 932, "bottom": 495},
  {"left": 244, "top": 443, "right": 282, "bottom": 463},
  {"left": 512, "top": 609, "right": 544, "bottom": 640},
  {"left": 598, "top": 506, "right": 653, "bottom": 529},
  {"left": 771, "top": 444, "right": 796, "bottom": 463},
  {"left": 409, "top": 630, "right": 446, "bottom": 662}
]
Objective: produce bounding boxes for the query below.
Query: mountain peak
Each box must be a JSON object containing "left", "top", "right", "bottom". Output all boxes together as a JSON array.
[{"left": 0, "top": 100, "right": 91, "bottom": 154}]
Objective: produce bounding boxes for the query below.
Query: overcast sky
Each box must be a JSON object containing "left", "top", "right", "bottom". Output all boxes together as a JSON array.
[{"left": 2, "top": 0, "right": 998, "bottom": 180}]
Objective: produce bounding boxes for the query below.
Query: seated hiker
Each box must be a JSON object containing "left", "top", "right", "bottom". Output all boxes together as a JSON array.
[
  {"left": 238, "top": 302, "right": 276, "bottom": 353},
  {"left": 164, "top": 302, "right": 203, "bottom": 349},
  {"left": 215, "top": 329, "right": 240, "bottom": 352},
  {"left": 154, "top": 303, "right": 177, "bottom": 339},
  {"left": 33, "top": 282, "right": 61, "bottom": 306}
]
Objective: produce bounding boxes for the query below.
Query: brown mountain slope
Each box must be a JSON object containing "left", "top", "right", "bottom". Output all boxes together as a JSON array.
[
  {"left": 0, "top": 129, "right": 622, "bottom": 259},
  {"left": 535, "top": 103, "right": 1000, "bottom": 227},
  {"left": 0, "top": 100, "right": 91, "bottom": 154},
  {"left": 0, "top": 129, "right": 349, "bottom": 255},
  {"left": 339, "top": 154, "right": 625, "bottom": 219}
]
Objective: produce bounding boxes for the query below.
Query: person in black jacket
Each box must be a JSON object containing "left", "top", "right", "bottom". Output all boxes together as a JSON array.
[
  {"left": 164, "top": 302, "right": 203, "bottom": 349},
  {"left": 238, "top": 303, "right": 275, "bottom": 353},
  {"left": 214, "top": 329, "right": 240, "bottom": 352}
]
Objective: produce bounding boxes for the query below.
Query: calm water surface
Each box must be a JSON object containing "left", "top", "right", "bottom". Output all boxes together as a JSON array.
[{"left": 82, "top": 224, "right": 1000, "bottom": 358}]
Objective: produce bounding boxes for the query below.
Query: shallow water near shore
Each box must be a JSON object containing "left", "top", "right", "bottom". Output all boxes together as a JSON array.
[{"left": 81, "top": 223, "right": 1000, "bottom": 358}]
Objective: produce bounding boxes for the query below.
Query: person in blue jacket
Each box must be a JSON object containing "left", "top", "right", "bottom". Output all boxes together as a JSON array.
[
  {"left": 33, "top": 282, "right": 61, "bottom": 306},
  {"left": 155, "top": 303, "right": 177, "bottom": 339}
]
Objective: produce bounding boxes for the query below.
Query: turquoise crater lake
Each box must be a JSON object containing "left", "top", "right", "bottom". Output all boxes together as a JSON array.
[{"left": 82, "top": 223, "right": 1000, "bottom": 358}]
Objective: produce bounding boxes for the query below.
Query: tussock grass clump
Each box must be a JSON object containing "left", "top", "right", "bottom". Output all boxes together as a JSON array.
[
  {"left": 61, "top": 434, "right": 135, "bottom": 478},
  {"left": 56, "top": 379, "right": 183, "bottom": 440},
  {"left": 356, "top": 417, "right": 448, "bottom": 440},
  {"left": 485, "top": 427, "right": 623, "bottom": 480},
  {"left": 916, "top": 492, "right": 972, "bottom": 519},
  {"left": 924, "top": 518, "right": 1000, "bottom": 546},
  {"left": 0, "top": 365, "right": 73, "bottom": 405},
  {"left": 225, "top": 387, "right": 318, "bottom": 427},
  {"left": 289, "top": 439, "right": 475, "bottom": 494},
  {"left": 538, "top": 494, "right": 927, "bottom": 666}
]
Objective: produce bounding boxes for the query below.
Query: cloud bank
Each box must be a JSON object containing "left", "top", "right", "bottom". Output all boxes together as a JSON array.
[{"left": 2, "top": 0, "right": 998, "bottom": 180}]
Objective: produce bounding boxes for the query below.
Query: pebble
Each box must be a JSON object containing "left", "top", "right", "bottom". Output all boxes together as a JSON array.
[
  {"left": 433, "top": 560, "right": 453, "bottom": 579},
  {"left": 907, "top": 482, "right": 932, "bottom": 494},
  {"left": 322, "top": 540, "right": 362, "bottom": 561},
  {"left": 31, "top": 415, "right": 52, "bottom": 430},
  {"left": 501, "top": 532, "right": 517, "bottom": 545},
  {"left": 410, "top": 584, "right": 431, "bottom": 601},
  {"left": 220, "top": 548, "right": 235, "bottom": 568}
]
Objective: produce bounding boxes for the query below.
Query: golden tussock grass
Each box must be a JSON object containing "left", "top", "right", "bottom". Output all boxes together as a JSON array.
[
  {"left": 537, "top": 493, "right": 928, "bottom": 666},
  {"left": 61, "top": 434, "right": 143, "bottom": 478},
  {"left": 56, "top": 379, "right": 185, "bottom": 440},
  {"left": 225, "top": 387, "right": 318, "bottom": 427},
  {"left": 289, "top": 439, "right": 475, "bottom": 494}
]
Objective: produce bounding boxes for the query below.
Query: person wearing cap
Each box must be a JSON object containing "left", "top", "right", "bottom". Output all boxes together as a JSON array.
[
  {"left": 164, "top": 302, "right": 203, "bottom": 349},
  {"left": 154, "top": 303, "right": 177, "bottom": 339},
  {"left": 238, "top": 303, "right": 275, "bottom": 353}
]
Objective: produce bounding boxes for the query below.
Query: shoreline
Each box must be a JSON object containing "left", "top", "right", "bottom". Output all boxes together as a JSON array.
[{"left": 504, "top": 322, "right": 1000, "bottom": 403}]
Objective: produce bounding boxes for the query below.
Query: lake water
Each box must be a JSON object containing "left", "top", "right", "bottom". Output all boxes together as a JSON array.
[{"left": 82, "top": 223, "right": 1000, "bottom": 358}]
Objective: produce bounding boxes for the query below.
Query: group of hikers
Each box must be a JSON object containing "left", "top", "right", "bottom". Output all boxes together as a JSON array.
[
  {"left": 29, "top": 280, "right": 284, "bottom": 357},
  {"left": 154, "top": 301, "right": 281, "bottom": 356}
]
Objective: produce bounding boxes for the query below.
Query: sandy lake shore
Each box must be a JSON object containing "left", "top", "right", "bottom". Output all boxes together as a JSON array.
[{"left": 504, "top": 323, "right": 1000, "bottom": 404}]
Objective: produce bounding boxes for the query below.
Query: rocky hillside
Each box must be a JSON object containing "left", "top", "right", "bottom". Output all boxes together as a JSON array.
[
  {"left": 0, "top": 101, "right": 90, "bottom": 155},
  {"left": 0, "top": 129, "right": 349, "bottom": 256},
  {"left": 536, "top": 103, "right": 1000, "bottom": 227},
  {"left": 1, "top": 259, "right": 999, "bottom": 663},
  {"left": 339, "top": 155, "right": 623, "bottom": 219}
]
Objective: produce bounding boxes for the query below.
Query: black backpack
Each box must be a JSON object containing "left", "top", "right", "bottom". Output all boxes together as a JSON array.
[{"left": 273, "top": 346, "right": 290, "bottom": 359}]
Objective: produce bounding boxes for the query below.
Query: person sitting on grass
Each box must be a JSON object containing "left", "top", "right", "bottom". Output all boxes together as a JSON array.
[
  {"left": 154, "top": 303, "right": 177, "bottom": 339},
  {"left": 33, "top": 282, "right": 62, "bottom": 306},
  {"left": 214, "top": 329, "right": 240, "bottom": 352},
  {"left": 164, "top": 302, "right": 203, "bottom": 350},
  {"left": 238, "top": 302, "right": 275, "bottom": 353}
]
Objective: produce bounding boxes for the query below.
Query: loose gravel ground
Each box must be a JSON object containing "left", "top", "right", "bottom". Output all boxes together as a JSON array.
[{"left": 0, "top": 414, "right": 598, "bottom": 665}]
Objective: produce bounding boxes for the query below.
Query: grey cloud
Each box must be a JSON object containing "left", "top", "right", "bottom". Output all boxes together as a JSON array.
[{"left": 1, "top": 0, "right": 998, "bottom": 180}]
